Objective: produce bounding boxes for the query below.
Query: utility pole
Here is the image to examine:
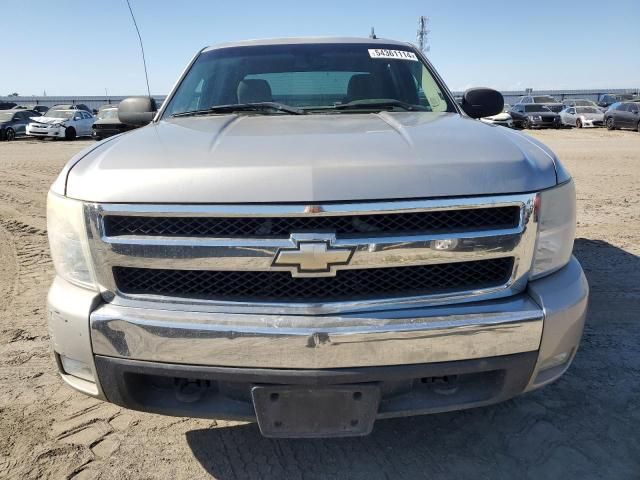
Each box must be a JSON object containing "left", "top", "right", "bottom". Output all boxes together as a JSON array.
[{"left": 416, "top": 16, "right": 430, "bottom": 53}]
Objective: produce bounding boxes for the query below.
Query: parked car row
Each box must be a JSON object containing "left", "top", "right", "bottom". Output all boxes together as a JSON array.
[
  {"left": 4, "top": 93, "right": 638, "bottom": 141},
  {"left": 1, "top": 102, "right": 139, "bottom": 141},
  {"left": 0, "top": 102, "right": 94, "bottom": 114},
  {"left": 478, "top": 94, "right": 639, "bottom": 132}
]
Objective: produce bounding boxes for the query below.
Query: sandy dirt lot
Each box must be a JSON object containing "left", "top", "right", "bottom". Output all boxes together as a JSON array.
[{"left": 0, "top": 129, "right": 639, "bottom": 479}]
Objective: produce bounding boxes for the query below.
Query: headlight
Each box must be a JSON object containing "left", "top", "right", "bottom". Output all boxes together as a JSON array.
[
  {"left": 47, "top": 192, "right": 97, "bottom": 290},
  {"left": 530, "top": 180, "right": 576, "bottom": 280},
  {"left": 530, "top": 115, "right": 542, "bottom": 121}
]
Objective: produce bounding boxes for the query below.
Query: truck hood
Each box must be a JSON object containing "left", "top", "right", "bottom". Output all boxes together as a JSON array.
[{"left": 65, "top": 112, "right": 559, "bottom": 203}]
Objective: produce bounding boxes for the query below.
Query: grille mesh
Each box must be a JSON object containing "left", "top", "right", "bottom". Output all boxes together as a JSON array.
[
  {"left": 104, "top": 207, "right": 520, "bottom": 238},
  {"left": 113, "top": 257, "right": 514, "bottom": 303}
]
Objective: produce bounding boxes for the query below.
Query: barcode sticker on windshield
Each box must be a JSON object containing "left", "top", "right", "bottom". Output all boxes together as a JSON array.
[{"left": 368, "top": 49, "right": 418, "bottom": 61}]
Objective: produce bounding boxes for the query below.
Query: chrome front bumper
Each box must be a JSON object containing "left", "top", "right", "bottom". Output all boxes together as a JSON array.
[
  {"left": 90, "top": 295, "right": 543, "bottom": 369},
  {"left": 48, "top": 257, "right": 588, "bottom": 398}
]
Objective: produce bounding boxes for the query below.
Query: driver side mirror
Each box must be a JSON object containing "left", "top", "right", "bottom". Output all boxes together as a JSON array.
[
  {"left": 460, "top": 88, "right": 504, "bottom": 118},
  {"left": 118, "top": 96, "right": 157, "bottom": 126}
]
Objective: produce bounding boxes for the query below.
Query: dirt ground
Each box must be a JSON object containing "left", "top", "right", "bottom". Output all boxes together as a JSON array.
[{"left": 0, "top": 129, "right": 638, "bottom": 480}]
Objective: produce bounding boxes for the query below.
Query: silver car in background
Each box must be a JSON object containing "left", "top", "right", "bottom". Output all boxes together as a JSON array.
[
  {"left": 560, "top": 106, "right": 605, "bottom": 128},
  {"left": 26, "top": 109, "right": 95, "bottom": 140}
]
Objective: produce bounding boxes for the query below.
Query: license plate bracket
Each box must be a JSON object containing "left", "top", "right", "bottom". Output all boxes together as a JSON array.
[{"left": 251, "top": 384, "right": 380, "bottom": 438}]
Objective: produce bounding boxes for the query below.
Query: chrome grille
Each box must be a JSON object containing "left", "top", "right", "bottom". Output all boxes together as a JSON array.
[
  {"left": 85, "top": 194, "right": 538, "bottom": 315},
  {"left": 103, "top": 206, "right": 520, "bottom": 238},
  {"left": 113, "top": 258, "right": 514, "bottom": 302}
]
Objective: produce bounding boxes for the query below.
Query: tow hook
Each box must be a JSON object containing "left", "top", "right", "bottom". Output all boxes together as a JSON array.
[
  {"left": 421, "top": 375, "right": 460, "bottom": 396},
  {"left": 174, "top": 378, "right": 209, "bottom": 403}
]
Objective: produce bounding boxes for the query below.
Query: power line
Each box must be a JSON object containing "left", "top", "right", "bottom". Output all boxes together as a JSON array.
[
  {"left": 125, "top": 0, "right": 151, "bottom": 97},
  {"left": 417, "top": 16, "right": 430, "bottom": 53}
]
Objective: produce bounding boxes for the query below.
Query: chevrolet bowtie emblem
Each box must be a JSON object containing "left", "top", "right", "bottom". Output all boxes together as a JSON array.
[{"left": 272, "top": 235, "right": 355, "bottom": 277}]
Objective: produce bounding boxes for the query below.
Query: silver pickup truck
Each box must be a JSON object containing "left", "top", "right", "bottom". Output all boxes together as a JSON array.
[{"left": 47, "top": 37, "right": 588, "bottom": 438}]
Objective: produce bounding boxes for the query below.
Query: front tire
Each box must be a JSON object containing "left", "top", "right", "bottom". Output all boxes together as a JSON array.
[
  {"left": 576, "top": 119, "right": 582, "bottom": 129},
  {"left": 5, "top": 128, "right": 15, "bottom": 141},
  {"left": 64, "top": 127, "right": 76, "bottom": 141},
  {"left": 522, "top": 119, "right": 531, "bottom": 129},
  {"left": 606, "top": 117, "right": 615, "bottom": 130}
]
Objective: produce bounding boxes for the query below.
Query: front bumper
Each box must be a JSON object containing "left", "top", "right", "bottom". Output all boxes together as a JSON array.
[
  {"left": 26, "top": 124, "right": 65, "bottom": 137},
  {"left": 48, "top": 257, "right": 588, "bottom": 419},
  {"left": 92, "top": 126, "right": 126, "bottom": 139},
  {"left": 581, "top": 119, "right": 604, "bottom": 128},
  {"left": 528, "top": 118, "right": 561, "bottom": 128},
  {"left": 90, "top": 295, "right": 544, "bottom": 369}
]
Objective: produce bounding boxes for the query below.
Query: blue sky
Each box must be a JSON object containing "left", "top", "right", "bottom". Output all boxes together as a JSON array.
[{"left": 4, "top": 0, "right": 639, "bottom": 96}]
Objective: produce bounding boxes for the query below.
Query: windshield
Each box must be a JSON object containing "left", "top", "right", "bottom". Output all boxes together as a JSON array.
[
  {"left": 45, "top": 110, "right": 74, "bottom": 119},
  {"left": 525, "top": 105, "right": 552, "bottom": 112},
  {"left": 0, "top": 112, "right": 15, "bottom": 122},
  {"left": 576, "top": 107, "right": 599, "bottom": 114},
  {"left": 574, "top": 100, "right": 595, "bottom": 106},
  {"left": 98, "top": 108, "right": 118, "bottom": 120},
  {"left": 533, "top": 96, "right": 558, "bottom": 103},
  {"left": 163, "top": 43, "right": 454, "bottom": 116}
]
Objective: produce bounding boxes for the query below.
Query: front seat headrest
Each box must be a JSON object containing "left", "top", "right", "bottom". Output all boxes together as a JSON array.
[
  {"left": 346, "top": 74, "right": 380, "bottom": 102},
  {"left": 237, "top": 79, "right": 273, "bottom": 103}
]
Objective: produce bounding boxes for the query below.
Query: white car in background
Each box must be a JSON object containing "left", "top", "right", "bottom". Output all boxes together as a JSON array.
[
  {"left": 26, "top": 109, "right": 95, "bottom": 140},
  {"left": 559, "top": 106, "right": 605, "bottom": 128},
  {"left": 480, "top": 103, "right": 513, "bottom": 128}
]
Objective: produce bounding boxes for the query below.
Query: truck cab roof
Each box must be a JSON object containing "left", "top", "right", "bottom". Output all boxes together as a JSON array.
[{"left": 202, "top": 36, "right": 412, "bottom": 52}]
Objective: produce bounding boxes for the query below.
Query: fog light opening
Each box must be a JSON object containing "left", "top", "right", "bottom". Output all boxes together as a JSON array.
[
  {"left": 540, "top": 349, "right": 574, "bottom": 373},
  {"left": 59, "top": 355, "right": 95, "bottom": 382}
]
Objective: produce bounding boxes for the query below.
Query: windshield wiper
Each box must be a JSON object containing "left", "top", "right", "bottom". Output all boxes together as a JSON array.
[
  {"left": 171, "top": 102, "right": 305, "bottom": 117},
  {"left": 332, "top": 99, "right": 429, "bottom": 112}
]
